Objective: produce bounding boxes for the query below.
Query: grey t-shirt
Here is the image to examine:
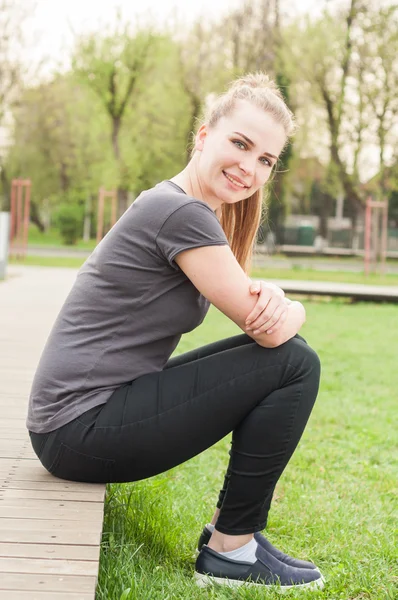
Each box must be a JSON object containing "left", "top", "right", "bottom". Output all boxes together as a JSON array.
[{"left": 27, "top": 181, "right": 229, "bottom": 433}]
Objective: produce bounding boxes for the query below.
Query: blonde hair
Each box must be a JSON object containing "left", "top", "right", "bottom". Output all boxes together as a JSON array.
[{"left": 199, "top": 72, "right": 296, "bottom": 273}]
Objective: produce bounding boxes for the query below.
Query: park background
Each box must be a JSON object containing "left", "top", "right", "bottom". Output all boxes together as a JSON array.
[
  {"left": 0, "top": 1, "right": 397, "bottom": 599},
  {"left": 0, "top": 0, "right": 397, "bottom": 261}
]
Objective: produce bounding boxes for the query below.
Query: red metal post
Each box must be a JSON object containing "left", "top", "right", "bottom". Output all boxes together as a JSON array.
[
  {"left": 97, "top": 188, "right": 117, "bottom": 243},
  {"left": 364, "top": 196, "right": 371, "bottom": 276},
  {"left": 380, "top": 199, "right": 388, "bottom": 275},
  {"left": 22, "top": 180, "right": 31, "bottom": 259},
  {"left": 16, "top": 180, "right": 23, "bottom": 258},
  {"left": 111, "top": 190, "right": 117, "bottom": 228},
  {"left": 97, "top": 188, "right": 104, "bottom": 243},
  {"left": 10, "top": 180, "right": 17, "bottom": 252}
]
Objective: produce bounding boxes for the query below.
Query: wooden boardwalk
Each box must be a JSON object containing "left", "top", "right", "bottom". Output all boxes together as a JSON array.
[
  {"left": 268, "top": 279, "right": 398, "bottom": 302},
  {"left": 0, "top": 266, "right": 106, "bottom": 600}
]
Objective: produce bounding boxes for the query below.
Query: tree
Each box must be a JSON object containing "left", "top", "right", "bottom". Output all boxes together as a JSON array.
[
  {"left": 0, "top": 0, "right": 35, "bottom": 209},
  {"left": 176, "top": 18, "right": 229, "bottom": 163},
  {"left": 210, "top": 0, "right": 296, "bottom": 239},
  {"left": 283, "top": 0, "right": 398, "bottom": 229},
  {"left": 357, "top": 4, "right": 398, "bottom": 200},
  {"left": 72, "top": 17, "right": 159, "bottom": 215},
  {"left": 7, "top": 74, "right": 115, "bottom": 230}
]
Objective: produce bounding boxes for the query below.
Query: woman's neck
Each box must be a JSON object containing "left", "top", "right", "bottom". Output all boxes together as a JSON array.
[{"left": 170, "top": 158, "right": 221, "bottom": 212}]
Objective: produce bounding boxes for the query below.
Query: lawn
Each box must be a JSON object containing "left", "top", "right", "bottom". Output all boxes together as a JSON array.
[
  {"left": 8, "top": 254, "right": 398, "bottom": 287},
  {"left": 27, "top": 225, "right": 97, "bottom": 250},
  {"left": 96, "top": 300, "right": 398, "bottom": 600}
]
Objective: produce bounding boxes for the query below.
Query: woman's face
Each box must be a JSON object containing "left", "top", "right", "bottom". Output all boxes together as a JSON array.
[{"left": 194, "top": 100, "right": 287, "bottom": 210}]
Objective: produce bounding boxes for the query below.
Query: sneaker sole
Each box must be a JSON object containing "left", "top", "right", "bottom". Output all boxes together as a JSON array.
[{"left": 194, "top": 571, "right": 325, "bottom": 591}]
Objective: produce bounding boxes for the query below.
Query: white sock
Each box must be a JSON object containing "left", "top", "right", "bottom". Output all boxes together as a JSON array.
[
  {"left": 206, "top": 523, "right": 258, "bottom": 563},
  {"left": 220, "top": 538, "right": 258, "bottom": 563}
]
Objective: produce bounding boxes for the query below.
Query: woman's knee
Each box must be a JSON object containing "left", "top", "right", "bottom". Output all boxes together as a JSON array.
[{"left": 282, "top": 336, "right": 321, "bottom": 378}]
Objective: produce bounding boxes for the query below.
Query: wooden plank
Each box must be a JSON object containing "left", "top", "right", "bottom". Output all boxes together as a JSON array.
[
  {"left": 269, "top": 278, "right": 398, "bottom": 302},
  {"left": 0, "top": 498, "right": 104, "bottom": 512},
  {"left": 0, "top": 409, "right": 30, "bottom": 419},
  {"left": 0, "top": 591, "right": 93, "bottom": 600},
  {"left": 0, "top": 451, "right": 37, "bottom": 460},
  {"left": 0, "top": 529, "right": 100, "bottom": 546},
  {"left": 0, "top": 543, "right": 99, "bottom": 561},
  {"left": 0, "top": 518, "right": 100, "bottom": 532},
  {"left": 0, "top": 420, "right": 27, "bottom": 428},
  {"left": 0, "top": 481, "right": 105, "bottom": 495},
  {"left": 0, "top": 557, "right": 98, "bottom": 576},
  {"left": 0, "top": 507, "right": 104, "bottom": 522},
  {"left": 0, "top": 459, "right": 41, "bottom": 467},
  {"left": 0, "top": 487, "right": 105, "bottom": 501},
  {"left": 0, "top": 466, "right": 61, "bottom": 480},
  {"left": 0, "top": 440, "right": 30, "bottom": 447},
  {"left": 0, "top": 428, "right": 29, "bottom": 435},
  {"left": 0, "top": 573, "right": 96, "bottom": 593}
]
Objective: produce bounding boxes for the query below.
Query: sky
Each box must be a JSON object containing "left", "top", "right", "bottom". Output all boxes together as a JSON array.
[{"left": 24, "top": 0, "right": 325, "bottom": 80}]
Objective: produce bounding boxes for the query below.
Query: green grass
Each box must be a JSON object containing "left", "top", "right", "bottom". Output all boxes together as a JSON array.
[
  {"left": 251, "top": 268, "right": 398, "bottom": 287},
  {"left": 28, "top": 224, "right": 97, "bottom": 250},
  {"left": 9, "top": 255, "right": 86, "bottom": 269},
  {"left": 8, "top": 254, "right": 398, "bottom": 287},
  {"left": 97, "top": 301, "right": 398, "bottom": 600}
]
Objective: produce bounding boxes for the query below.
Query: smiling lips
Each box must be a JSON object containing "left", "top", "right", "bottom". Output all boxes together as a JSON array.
[{"left": 223, "top": 171, "right": 250, "bottom": 189}]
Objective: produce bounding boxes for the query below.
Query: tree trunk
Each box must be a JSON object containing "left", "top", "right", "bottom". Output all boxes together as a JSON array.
[
  {"left": 60, "top": 161, "right": 70, "bottom": 192},
  {"left": 318, "top": 196, "right": 330, "bottom": 239},
  {"left": 112, "top": 116, "right": 128, "bottom": 216},
  {"left": 117, "top": 187, "right": 129, "bottom": 218},
  {"left": 186, "top": 94, "right": 202, "bottom": 164},
  {"left": 0, "top": 162, "right": 9, "bottom": 211},
  {"left": 112, "top": 116, "right": 121, "bottom": 161},
  {"left": 30, "top": 200, "right": 45, "bottom": 233}
]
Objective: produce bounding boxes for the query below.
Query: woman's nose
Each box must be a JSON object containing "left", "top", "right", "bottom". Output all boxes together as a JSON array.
[{"left": 239, "top": 160, "right": 255, "bottom": 176}]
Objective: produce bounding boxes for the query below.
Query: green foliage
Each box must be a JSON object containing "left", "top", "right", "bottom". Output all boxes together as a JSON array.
[
  {"left": 2, "top": 1, "right": 397, "bottom": 234},
  {"left": 55, "top": 201, "right": 84, "bottom": 245}
]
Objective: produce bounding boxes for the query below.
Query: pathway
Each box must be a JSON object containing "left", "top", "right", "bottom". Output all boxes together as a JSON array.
[{"left": 0, "top": 266, "right": 105, "bottom": 600}]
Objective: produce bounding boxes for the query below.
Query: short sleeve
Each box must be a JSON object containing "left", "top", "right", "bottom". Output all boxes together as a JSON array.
[{"left": 156, "top": 201, "right": 229, "bottom": 269}]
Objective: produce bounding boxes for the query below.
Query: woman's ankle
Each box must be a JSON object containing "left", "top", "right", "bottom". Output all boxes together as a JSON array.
[
  {"left": 210, "top": 508, "right": 220, "bottom": 527},
  {"left": 207, "top": 529, "right": 254, "bottom": 553}
]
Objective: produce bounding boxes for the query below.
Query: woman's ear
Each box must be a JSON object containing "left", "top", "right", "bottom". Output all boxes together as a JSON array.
[{"left": 195, "top": 124, "right": 208, "bottom": 151}]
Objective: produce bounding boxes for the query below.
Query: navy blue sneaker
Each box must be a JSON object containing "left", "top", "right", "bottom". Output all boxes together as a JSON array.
[
  {"left": 195, "top": 543, "right": 324, "bottom": 590},
  {"left": 198, "top": 525, "right": 317, "bottom": 570}
]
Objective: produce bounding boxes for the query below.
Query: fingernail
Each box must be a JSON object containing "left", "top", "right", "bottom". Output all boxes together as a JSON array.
[{"left": 267, "top": 329, "right": 273, "bottom": 334}]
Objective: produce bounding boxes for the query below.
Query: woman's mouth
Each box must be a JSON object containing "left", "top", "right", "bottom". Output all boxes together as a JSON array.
[{"left": 223, "top": 171, "right": 249, "bottom": 189}]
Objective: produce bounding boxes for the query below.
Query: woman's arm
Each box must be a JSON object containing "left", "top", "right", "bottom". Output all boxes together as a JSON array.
[
  {"left": 175, "top": 244, "right": 305, "bottom": 348},
  {"left": 256, "top": 300, "right": 305, "bottom": 348}
]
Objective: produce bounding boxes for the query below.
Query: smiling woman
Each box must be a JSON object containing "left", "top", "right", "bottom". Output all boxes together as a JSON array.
[
  {"left": 172, "top": 73, "right": 295, "bottom": 272},
  {"left": 27, "top": 72, "right": 324, "bottom": 592}
]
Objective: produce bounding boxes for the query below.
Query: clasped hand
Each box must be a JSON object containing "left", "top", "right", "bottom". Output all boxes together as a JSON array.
[{"left": 246, "top": 280, "right": 290, "bottom": 335}]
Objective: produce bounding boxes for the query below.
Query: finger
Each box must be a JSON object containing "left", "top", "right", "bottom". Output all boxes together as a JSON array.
[
  {"left": 249, "top": 284, "right": 260, "bottom": 294},
  {"left": 245, "top": 292, "right": 272, "bottom": 326},
  {"left": 249, "top": 296, "right": 281, "bottom": 331},
  {"left": 265, "top": 306, "right": 289, "bottom": 334},
  {"left": 253, "top": 304, "right": 287, "bottom": 335}
]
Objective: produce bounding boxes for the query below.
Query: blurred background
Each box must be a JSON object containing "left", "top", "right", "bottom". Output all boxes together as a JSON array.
[{"left": 0, "top": 0, "right": 397, "bottom": 264}]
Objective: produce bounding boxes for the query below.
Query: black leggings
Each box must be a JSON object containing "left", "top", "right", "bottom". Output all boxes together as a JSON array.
[{"left": 29, "top": 333, "right": 321, "bottom": 535}]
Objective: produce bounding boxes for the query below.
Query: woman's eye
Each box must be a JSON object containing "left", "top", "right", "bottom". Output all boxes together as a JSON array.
[
  {"left": 232, "top": 140, "right": 246, "bottom": 150},
  {"left": 260, "top": 157, "right": 272, "bottom": 167}
]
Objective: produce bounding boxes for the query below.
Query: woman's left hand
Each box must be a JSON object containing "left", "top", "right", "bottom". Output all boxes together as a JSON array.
[{"left": 246, "top": 280, "right": 289, "bottom": 335}]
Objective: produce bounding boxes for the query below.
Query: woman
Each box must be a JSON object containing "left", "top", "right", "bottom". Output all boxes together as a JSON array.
[{"left": 27, "top": 73, "right": 323, "bottom": 590}]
